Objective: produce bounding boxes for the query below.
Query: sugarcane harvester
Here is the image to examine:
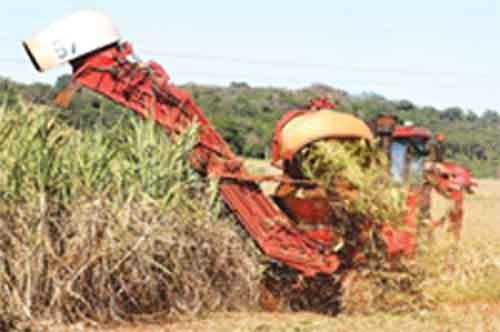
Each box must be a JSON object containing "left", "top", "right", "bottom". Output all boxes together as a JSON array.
[{"left": 23, "top": 11, "right": 475, "bottom": 279}]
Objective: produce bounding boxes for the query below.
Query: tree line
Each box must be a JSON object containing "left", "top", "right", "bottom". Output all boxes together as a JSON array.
[{"left": 1, "top": 76, "right": 499, "bottom": 178}]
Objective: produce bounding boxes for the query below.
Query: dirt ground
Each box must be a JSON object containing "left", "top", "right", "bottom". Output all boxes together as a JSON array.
[{"left": 48, "top": 304, "right": 500, "bottom": 332}]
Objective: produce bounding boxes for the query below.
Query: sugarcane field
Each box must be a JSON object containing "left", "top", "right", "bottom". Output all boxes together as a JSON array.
[{"left": 1, "top": 3, "right": 500, "bottom": 332}]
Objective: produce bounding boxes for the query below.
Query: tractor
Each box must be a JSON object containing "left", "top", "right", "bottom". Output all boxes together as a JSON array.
[
  {"left": 23, "top": 10, "right": 475, "bottom": 311},
  {"left": 372, "top": 114, "right": 475, "bottom": 240}
]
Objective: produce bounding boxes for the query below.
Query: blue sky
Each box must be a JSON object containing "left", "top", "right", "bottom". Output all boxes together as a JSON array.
[{"left": 1, "top": 0, "right": 499, "bottom": 113}]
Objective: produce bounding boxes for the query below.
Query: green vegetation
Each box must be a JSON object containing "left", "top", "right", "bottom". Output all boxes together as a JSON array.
[
  {"left": 0, "top": 101, "right": 262, "bottom": 330},
  {"left": 189, "top": 84, "right": 500, "bottom": 178},
  {"left": 1, "top": 77, "right": 499, "bottom": 177},
  {"left": 300, "top": 139, "right": 406, "bottom": 223}
]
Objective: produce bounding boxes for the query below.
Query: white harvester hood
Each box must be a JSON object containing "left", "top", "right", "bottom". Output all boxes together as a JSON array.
[{"left": 23, "top": 10, "right": 121, "bottom": 72}]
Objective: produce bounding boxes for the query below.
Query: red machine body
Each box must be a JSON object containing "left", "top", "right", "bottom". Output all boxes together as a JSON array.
[
  {"left": 425, "top": 161, "right": 476, "bottom": 239},
  {"left": 56, "top": 43, "right": 344, "bottom": 277}
]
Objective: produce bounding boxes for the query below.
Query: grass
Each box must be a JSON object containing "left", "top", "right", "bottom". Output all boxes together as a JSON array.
[
  {"left": 0, "top": 103, "right": 263, "bottom": 330},
  {"left": 420, "top": 180, "right": 500, "bottom": 306}
]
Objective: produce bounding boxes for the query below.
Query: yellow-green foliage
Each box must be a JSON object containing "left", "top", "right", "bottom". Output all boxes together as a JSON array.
[
  {"left": 300, "top": 139, "right": 406, "bottom": 224},
  {"left": 0, "top": 103, "right": 262, "bottom": 329},
  {"left": 0, "top": 104, "right": 201, "bottom": 206}
]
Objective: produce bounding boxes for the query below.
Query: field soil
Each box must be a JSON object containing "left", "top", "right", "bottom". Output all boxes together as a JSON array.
[{"left": 50, "top": 304, "right": 500, "bottom": 332}]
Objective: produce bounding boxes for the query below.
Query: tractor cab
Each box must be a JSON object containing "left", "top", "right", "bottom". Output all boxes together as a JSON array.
[
  {"left": 374, "top": 115, "right": 431, "bottom": 184},
  {"left": 373, "top": 114, "right": 477, "bottom": 240}
]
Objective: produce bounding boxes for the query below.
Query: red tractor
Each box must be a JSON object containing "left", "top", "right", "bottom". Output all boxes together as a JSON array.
[
  {"left": 23, "top": 10, "right": 475, "bottom": 300},
  {"left": 372, "top": 114, "right": 476, "bottom": 240}
]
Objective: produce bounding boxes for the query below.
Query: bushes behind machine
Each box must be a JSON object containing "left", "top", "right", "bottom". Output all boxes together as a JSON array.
[{"left": 0, "top": 103, "right": 262, "bottom": 328}]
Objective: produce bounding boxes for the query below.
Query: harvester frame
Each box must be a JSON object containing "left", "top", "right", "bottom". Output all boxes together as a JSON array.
[{"left": 23, "top": 11, "right": 475, "bottom": 279}]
